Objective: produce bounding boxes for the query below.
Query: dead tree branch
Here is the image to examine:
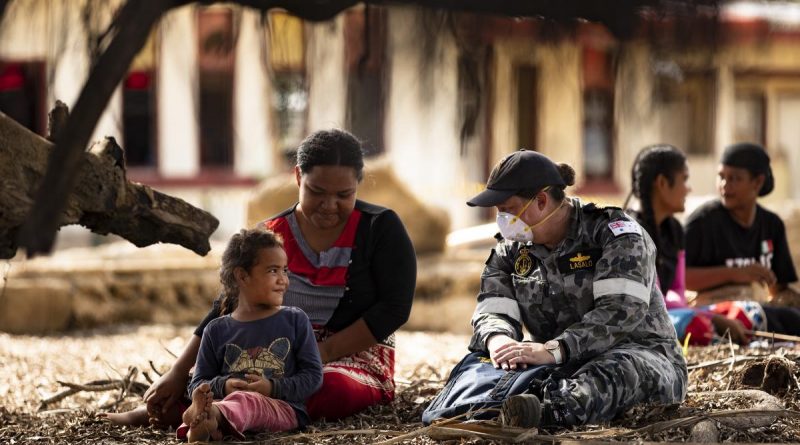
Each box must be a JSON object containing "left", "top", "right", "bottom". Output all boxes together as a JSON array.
[
  {"left": 0, "top": 112, "right": 219, "bottom": 258},
  {"left": 17, "top": 0, "right": 185, "bottom": 257}
]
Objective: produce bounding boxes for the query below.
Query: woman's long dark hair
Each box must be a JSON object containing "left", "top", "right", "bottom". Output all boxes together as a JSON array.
[{"left": 624, "top": 144, "right": 687, "bottom": 293}]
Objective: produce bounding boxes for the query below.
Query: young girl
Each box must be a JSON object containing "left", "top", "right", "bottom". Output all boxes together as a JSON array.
[{"left": 179, "top": 228, "right": 322, "bottom": 442}]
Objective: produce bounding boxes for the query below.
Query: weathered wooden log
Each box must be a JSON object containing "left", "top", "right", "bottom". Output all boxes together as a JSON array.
[
  {"left": 16, "top": 0, "right": 181, "bottom": 257},
  {"left": 0, "top": 111, "right": 219, "bottom": 259},
  {"left": 690, "top": 389, "right": 783, "bottom": 429}
]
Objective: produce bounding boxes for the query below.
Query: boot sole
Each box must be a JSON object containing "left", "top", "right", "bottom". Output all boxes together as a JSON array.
[{"left": 500, "top": 394, "right": 541, "bottom": 429}]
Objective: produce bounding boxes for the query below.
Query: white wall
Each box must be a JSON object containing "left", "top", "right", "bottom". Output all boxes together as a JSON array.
[
  {"left": 0, "top": 0, "right": 121, "bottom": 143},
  {"left": 306, "top": 15, "right": 347, "bottom": 130},
  {"left": 384, "top": 7, "right": 476, "bottom": 227},
  {"left": 491, "top": 40, "right": 582, "bottom": 174},
  {"left": 234, "top": 9, "right": 274, "bottom": 178},
  {"left": 158, "top": 5, "right": 199, "bottom": 177},
  {"left": 614, "top": 43, "right": 661, "bottom": 196}
]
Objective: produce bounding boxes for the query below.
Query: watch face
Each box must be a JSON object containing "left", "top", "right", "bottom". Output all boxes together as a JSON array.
[{"left": 545, "top": 340, "right": 558, "bottom": 350}]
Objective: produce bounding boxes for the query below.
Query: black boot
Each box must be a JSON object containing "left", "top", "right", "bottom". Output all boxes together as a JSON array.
[{"left": 499, "top": 394, "right": 541, "bottom": 429}]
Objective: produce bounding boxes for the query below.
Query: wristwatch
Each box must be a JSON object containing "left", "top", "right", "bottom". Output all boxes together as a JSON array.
[{"left": 544, "top": 340, "right": 563, "bottom": 365}]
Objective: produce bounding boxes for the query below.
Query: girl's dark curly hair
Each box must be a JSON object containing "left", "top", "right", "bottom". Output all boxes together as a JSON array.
[{"left": 219, "top": 228, "right": 284, "bottom": 315}]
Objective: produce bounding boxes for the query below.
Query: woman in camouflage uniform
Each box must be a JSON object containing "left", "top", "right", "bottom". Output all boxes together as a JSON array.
[{"left": 464, "top": 150, "right": 687, "bottom": 428}]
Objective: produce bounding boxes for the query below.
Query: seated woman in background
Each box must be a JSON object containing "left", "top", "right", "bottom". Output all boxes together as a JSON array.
[{"left": 625, "top": 144, "right": 739, "bottom": 344}]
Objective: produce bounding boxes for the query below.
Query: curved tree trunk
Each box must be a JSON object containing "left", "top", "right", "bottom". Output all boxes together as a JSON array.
[{"left": 0, "top": 111, "right": 219, "bottom": 259}]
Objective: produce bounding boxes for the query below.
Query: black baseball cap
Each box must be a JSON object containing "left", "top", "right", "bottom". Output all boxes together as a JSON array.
[
  {"left": 721, "top": 142, "right": 774, "bottom": 196},
  {"left": 467, "top": 149, "right": 565, "bottom": 207}
]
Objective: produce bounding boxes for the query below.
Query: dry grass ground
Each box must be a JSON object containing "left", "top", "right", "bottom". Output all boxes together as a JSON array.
[{"left": 2, "top": 325, "right": 800, "bottom": 444}]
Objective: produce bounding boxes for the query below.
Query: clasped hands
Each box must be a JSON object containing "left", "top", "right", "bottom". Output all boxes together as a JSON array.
[
  {"left": 487, "top": 334, "right": 556, "bottom": 370},
  {"left": 224, "top": 373, "right": 273, "bottom": 397}
]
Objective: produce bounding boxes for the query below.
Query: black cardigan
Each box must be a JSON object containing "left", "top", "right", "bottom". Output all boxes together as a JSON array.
[{"left": 196, "top": 200, "right": 417, "bottom": 342}]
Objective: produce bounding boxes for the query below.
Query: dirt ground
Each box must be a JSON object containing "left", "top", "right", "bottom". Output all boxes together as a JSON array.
[{"left": 2, "top": 325, "right": 800, "bottom": 444}]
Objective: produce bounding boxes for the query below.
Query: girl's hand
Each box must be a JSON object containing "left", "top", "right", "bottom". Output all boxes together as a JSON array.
[
  {"left": 224, "top": 377, "right": 248, "bottom": 396},
  {"left": 494, "top": 341, "right": 555, "bottom": 367},
  {"left": 244, "top": 373, "right": 273, "bottom": 397}
]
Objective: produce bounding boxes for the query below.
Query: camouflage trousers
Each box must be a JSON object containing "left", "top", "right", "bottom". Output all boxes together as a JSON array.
[{"left": 534, "top": 342, "right": 687, "bottom": 426}]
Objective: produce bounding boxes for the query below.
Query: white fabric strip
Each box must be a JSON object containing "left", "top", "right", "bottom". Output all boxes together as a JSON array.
[
  {"left": 473, "top": 297, "right": 521, "bottom": 322},
  {"left": 593, "top": 278, "right": 650, "bottom": 303}
]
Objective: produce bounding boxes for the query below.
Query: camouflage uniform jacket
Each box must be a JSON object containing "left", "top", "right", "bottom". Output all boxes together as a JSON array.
[{"left": 470, "top": 198, "right": 683, "bottom": 365}]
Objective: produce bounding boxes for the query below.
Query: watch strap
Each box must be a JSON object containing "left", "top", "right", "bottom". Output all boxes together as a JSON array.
[{"left": 547, "top": 340, "right": 563, "bottom": 364}]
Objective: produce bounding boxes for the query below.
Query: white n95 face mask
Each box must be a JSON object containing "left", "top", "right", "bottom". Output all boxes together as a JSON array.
[
  {"left": 496, "top": 191, "right": 564, "bottom": 243},
  {"left": 496, "top": 197, "right": 535, "bottom": 243}
]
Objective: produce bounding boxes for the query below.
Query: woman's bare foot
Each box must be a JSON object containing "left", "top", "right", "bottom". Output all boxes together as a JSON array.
[
  {"left": 97, "top": 406, "right": 149, "bottom": 426},
  {"left": 183, "top": 384, "right": 221, "bottom": 442}
]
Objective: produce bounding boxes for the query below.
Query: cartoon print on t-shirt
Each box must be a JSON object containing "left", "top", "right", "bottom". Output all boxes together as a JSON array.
[{"left": 224, "top": 337, "right": 291, "bottom": 379}]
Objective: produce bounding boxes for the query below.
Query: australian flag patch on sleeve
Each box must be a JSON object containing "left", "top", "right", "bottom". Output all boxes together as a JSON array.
[{"left": 607, "top": 220, "right": 642, "bottom": 237}]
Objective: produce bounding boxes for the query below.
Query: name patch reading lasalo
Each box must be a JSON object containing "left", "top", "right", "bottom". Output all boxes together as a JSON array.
[{"left": 557, "top": 249, "right": 602, "bottom": 275}]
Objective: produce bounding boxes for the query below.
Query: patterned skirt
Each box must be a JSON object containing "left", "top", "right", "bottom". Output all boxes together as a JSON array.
[{"left": 306, "top": 326, "right": 396, "bottom": 420}]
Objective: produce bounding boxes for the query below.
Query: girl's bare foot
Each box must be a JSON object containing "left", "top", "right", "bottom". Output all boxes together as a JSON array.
[
  {"left": 184, "top": 384, "right": 221, "bottom": 442},
  {"left": 96, "top": 406, "right": 149, "bottom": 426}
]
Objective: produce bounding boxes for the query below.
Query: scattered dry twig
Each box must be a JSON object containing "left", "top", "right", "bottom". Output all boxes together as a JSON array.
[
  {"left": 725, "top": 331, "right": 737, "bottom": 390},
  {"left": 39, "top": 370, "right": 149, "bottom": 412},
  {"left": 687, "top": 355, "right": 765, "bottom": 371},
  {"left": 277, "top": 428, "right": 405, "bottom": 442},
  {"left": 149, "top": 360, "right": 164, "bottom": 378},
  {"left": 158, "top": 340, "right": 178, "bottom": 359}
]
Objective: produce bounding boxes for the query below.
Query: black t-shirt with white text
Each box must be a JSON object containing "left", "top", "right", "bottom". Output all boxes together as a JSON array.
[{"left": 685, "top": 199, "right": 798, "bottom": 284}]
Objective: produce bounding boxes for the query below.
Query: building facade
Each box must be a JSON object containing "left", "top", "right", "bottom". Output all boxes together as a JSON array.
[{"left": 1, "top": 2, "right": 799, "bottom": 245}]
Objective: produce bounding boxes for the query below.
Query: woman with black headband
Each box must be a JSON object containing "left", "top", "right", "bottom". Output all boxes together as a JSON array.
[{"left": 685, "top": 142, "right": 800, "bottom": 339}]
